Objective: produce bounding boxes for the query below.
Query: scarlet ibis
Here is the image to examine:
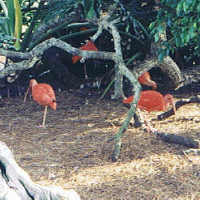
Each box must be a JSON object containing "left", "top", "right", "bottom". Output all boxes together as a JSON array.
[
  {"left": 72, "top": 40, "right": 98, "bottom": 64},
  {"left": 24, "top": 79, "right": 56, "bottom": 127},
  {"left": 123, "top": 90, "right": 176, "bottom": 132},
  {"left": 138, "top": 72, "right": 157, "bottom": 89}
]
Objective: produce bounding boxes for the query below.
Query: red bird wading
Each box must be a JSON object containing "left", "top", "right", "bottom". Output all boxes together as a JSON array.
[{"left": 24, "top": 79, "right": 56, "bottom": 127}]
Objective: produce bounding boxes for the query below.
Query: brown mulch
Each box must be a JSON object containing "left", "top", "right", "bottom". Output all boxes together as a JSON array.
[{"left": 0, "top": 89, "right": 200, "bottom": 200}]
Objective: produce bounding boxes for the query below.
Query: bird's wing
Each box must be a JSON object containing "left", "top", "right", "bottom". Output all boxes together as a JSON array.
[
  {"left": 39, "top": 84, "right": 56, "bottom": 101},
  {"left": 139, "top": 93, "right": 165, "bottom": 111}
]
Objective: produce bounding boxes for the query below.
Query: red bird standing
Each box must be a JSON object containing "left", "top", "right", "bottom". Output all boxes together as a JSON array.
[
  {"left": 24, "top": 79, "right": 56, "bottom": 127},
  {"left": 138, "top": 72, "right": 157, "bottom": 89},
  {"left": 72, "top": 40, "right": 98, "bottom": 64},
  {"left": 123, "top": 90, "right": 176, "bottom": 132}
]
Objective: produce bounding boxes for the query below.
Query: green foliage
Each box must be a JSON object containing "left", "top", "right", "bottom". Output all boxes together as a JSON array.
[
  {"left": 14, "top": 0, "right": 22, "bottom": 50},
  {"left": 0, "top": 16, "right": 9, "bottom": 34},
  {"left": 40, "top": 0, "right": 76, "bottom": 23},
  {"left": 83, "top": 0, "right": 99, "bottom": 19},
  {"left": 150, "top": 0, "right": 200, "bottom": 58},
  {"left": 6, "top": 0, "right": 15, "bottom": 35},
  {"left": 0, "top": 0, "right": 22, "bottom": 50},
  {"left": 0, "top": 0, "right": 153, "bottom": 54}
]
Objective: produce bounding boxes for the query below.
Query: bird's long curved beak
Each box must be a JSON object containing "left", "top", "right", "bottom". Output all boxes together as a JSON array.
[
  {"left": 23, "top": 87, "right": 29, "bottom": 103},
  {"left": 143, "top": 80, "right": 157, "bottom": 90}
]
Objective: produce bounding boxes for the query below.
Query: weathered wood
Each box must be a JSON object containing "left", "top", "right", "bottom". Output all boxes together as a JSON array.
[
  {"left": 0, "top": 141, "right": 81, "bottom": 200},
  {"left": 133, "top": 24, "right": 183, "bottom": 89},
  {"left": 156, "top": 132, "right": 199, "bottom": 148},
  {"left": 157, "top": 96, "right": 200, "bottom": 120},
  {"left": 132, "top": 56, "right": 183, "bottom": 89},
  {"left": 97, "top": 13, "right": 142, "bottom": 161}
]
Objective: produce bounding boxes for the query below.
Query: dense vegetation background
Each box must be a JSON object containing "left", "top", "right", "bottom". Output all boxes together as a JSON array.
[{"left": 0, "top": 0, "right": 199, "bottom": 95}]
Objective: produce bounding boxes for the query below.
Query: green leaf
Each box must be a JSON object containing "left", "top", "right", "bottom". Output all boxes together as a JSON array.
[
  {"left": 87, "top": 6, "right": 96, "bottom": 19},
  {"left": 14, "top": 0, "right": 22, "bottom": 50},
  {"left": 175, "top": 36, "right": 181, "bottom": 47},
  {"left": 133, "top": 18, "right": 151, "bottom": 39},
  {"left": 193, "top": 22, "right": 197, "bottom": 30},
  {"left": 125, "top": 24, "right": 129, "bottom": 33},
  {"left": 183, "top": 1, "right": 187, "bottom": 13},
  {"left": 154, "top": 32, "right": 160, "bottom": 42},
  {"left": 176, "top": 1, "right": 183, "bottom": 16},
  {"left": 149, "top": 22, "right": 155, "bottom": 31},
  {"left": 0, "top": 17, "right": 9, "bottom": 34},
  {"left": 6, "top": 0, "right": 15, "bottom": 36},
  {"left": 83, "top": 0, "right": 96, "bottom": 19},
  {"left": 197, "top": 3, "right": 200, "bottom": 12},
  {"left": 180, "top": 32, "right": 185, "bottom": 43}
]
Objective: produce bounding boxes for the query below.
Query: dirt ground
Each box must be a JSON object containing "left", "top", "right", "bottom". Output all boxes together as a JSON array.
[{"left": 0, "top": 89, "right": 200, "bottom": 200}]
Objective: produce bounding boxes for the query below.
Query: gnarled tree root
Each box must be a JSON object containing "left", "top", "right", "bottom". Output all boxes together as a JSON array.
[
  {"left": 155, "top": 132, "right": 199, "bottom": 148},
  {"left": 0, "top": 141, "right": 81, "bottom": 200},
  {"left": 111, "top": 130, "right": 199, "bottom": 162}
]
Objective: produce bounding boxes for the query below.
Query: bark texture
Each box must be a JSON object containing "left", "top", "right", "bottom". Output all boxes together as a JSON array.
[{"left": 0, "top": 141, "right": 81, "bottom": 200}]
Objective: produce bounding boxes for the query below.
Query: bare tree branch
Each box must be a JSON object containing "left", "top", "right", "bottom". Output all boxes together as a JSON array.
[
  {"left": 0, "top": 37, "right": 116, "bottom": 79},
  {"left": 93, "top": 12, "right": 142, "bottom": 161},
  {"left": 0, "top": 57, "right": 40, "bottom": 78}
]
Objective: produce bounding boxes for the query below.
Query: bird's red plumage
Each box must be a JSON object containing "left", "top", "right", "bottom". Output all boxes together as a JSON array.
[
  {"left": 138, "top": 72, "right": 157, "bottom": 89},
  {"left": 123, "top": 90, "right": 176, "bottom": 133},
  {"left": 72, "top": 40, "right": 98, "bottom": 64},
  {"left": 138, "top": 72, "right": 151, "bottom": 85},
  {"left": 123, "top": 90, "right": 168, "bottom": 112},
  {"left": 31, "top": 83, "right": 56, "bottom": 110}
]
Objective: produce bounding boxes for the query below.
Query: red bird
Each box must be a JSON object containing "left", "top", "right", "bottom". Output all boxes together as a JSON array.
[
  {"left": 72, "top": 40, "right": 98, "bottom": 64},
  {"left": 138, "top": 72, "right": 157, "bottom": 89},
  {"left": 24, "top": 79, "right": 56, "bottom": 127},
  {"left": 123, "top": 90, "right": 176, "bottom": 132}
]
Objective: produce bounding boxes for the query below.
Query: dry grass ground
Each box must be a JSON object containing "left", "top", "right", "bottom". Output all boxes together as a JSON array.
[{"left": 0, "top": 90, "right": 200, "bottom": 200}]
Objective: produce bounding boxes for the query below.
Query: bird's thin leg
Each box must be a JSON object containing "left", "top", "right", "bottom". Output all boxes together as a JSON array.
[
  {"left": 23, "top": 87, "right": 29, "bottom": 102},
  {"left": 137, "top": 109, "right": 158, "bottom": 133},
  {"left": 172, "top": 102, "right": 177, "bottom": 121},
  {"left": 42, "top": 106, "right": 48, "bottom": 127},
  {"left": 137, "top": 109, "right": 148, "bottom": 130},
  {"left": 84, "top": 63, "right": 88, "bottom": 79},
  {"left": 7, "top": 87, "right": 10, "bottom": 98}
]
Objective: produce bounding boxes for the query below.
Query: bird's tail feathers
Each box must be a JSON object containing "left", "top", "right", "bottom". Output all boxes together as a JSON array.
[
  {"left": 50, "top": 100, "right": 56, "bottom": 110},
  {"left": 123, "top": 96, "right": 134, "bottom": 104}
]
